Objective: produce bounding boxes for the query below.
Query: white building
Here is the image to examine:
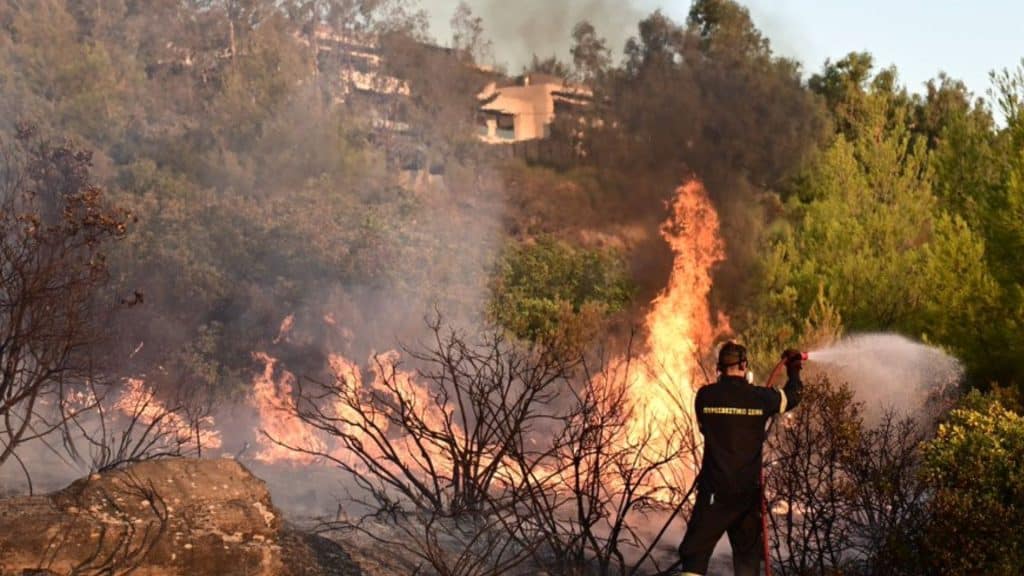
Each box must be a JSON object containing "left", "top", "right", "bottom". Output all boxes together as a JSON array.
[{"left": 477, "top": 74, "right": 592, "bottom": 143}]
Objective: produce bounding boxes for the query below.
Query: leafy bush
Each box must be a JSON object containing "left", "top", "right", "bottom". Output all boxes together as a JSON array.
[
  {"left": 490, "top": 237, "right": 632, "bottom": 345},
  {"left": 920, "top": 392, "right": 1024, "bottom": 574}
]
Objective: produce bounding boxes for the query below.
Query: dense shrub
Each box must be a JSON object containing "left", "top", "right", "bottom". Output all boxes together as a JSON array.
[
  {"left": 920, "top": 392, "right": 1024, "bottom": 574},
  {"left": 489, "top": 237, "right": 632, "bottom": 345}
]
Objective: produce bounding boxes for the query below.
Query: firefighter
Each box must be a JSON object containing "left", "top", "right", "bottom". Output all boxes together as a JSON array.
[{"left": 676, "top": 342, "right": 803, "bottom": 576}]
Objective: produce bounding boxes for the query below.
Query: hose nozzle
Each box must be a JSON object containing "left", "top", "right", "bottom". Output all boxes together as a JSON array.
[{"left": 781, "top": 349, "right": 808, "bottom": 362}]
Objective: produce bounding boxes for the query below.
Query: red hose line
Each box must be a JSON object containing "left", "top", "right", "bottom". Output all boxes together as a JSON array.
[{"left": 760, "top": 359, "right": 787, "bottom": 576}]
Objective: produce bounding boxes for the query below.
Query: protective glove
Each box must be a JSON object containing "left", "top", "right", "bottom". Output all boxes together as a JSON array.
[{"left": 782, "top": 348, "right": 804, "bottom": 379}]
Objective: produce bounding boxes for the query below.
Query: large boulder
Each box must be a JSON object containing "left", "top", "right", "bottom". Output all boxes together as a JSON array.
[{"left": 0, "top": 458, "right": 359, "bottom": 576}]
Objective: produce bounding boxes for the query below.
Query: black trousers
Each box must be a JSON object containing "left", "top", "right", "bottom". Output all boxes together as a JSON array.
[{"left": 678, "top": 489, "right": 762, "bottom": 576}]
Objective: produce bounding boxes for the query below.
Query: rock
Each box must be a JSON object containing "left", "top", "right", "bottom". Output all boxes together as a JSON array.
[{"left": 0, "top": 458, "right": 361, "bottom": 576}]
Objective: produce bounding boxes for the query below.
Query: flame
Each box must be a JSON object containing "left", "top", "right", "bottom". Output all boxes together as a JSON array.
[
  {"left": 115, "top": 378, "right": 222, "bottom": 451},
  {"left": 273, "top": 314, "right": 295, "bottom": 344},
  {"left": 227, "top": 181, "right": 728, "bottom": 501},
  {"left": 323, "top": 353, "right": 380, "bottom": 468},
  {"left": 616, "top": 180, "right": 728, "bottom": 482},
  {"left": 325, "top": 351, "right": 461, "bottom": 474},
  {"left": 251, "top": 352, "right": 325, "bottom": 463}
]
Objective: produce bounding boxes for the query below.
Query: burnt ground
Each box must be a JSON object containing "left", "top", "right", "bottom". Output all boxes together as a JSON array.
[{"left": 280, "top": 530, "right": 363, "bottom": 576}]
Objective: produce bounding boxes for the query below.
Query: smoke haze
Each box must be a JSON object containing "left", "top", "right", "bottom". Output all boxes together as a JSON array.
[{"left": 423, "top": 0, "right": 645, "bottom": 70}]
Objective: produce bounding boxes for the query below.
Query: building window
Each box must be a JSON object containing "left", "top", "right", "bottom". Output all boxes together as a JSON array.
[{"left": 497, "top": 114, "right": 515, "bottom": 140}]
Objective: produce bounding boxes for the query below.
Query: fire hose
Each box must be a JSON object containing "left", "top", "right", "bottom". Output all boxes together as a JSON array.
[{"left": 760, "top": 350, "right": 807, "bottom": 576}]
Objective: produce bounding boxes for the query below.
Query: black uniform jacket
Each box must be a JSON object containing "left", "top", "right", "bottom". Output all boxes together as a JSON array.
[{"left": 694, "top": 374, "right": 802, "bottom": 495}]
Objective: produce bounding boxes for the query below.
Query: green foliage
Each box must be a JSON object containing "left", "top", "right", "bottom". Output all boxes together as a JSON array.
[
  {"left": 210, "top": 13, "right": 310, "bottom": 149},
  {"left": 570, "top": 21, "right": 610, "bottom": 83},
  {"left": 490, "top": 238, "right": 632, "bottom": 345},
  {"left": 757, "top": 54, "right": 1018, "bottom": 388},
  {"left": 926, "top": 63, "right": 1024, "bottom": 386},
  {"left": 739, "top": 284, "right": 843, "bottom": 378},
  {"left": 688, "top": 0, "right": 771, "bottom": 61},
  {"left": 921, "top": 392, "right": 1024, "bottom": 574},
  {"left": 786, "top": 136, "right": 993, "bottom": 328},
  {"left": 809, "top": 52, "right": 886, "bottom": 140},
  {"left": 7, "top": 0, "right": 138, "bottom": 142},
  {"left": 597, "top": 4, "right": 823, "bottom": 185}
]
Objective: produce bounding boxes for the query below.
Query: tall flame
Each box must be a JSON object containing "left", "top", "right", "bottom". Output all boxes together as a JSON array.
[{"left": 618, "top": 180, "right": 727, "bottom": 479}]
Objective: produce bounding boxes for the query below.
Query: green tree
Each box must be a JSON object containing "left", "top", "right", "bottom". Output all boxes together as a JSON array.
[
  {"left": 449, "top": 1, "right": 491, "bottom": 66},
  {"left": 763, "top": 70, "right": 1002, "bottom": 383},
  {"left": 8, "top": 0, "right": 138, "bottom": 142},
  {"left": 912, "top": 73, "right": 992, "bottom": 150},
  {"left": 930, "top": 62, "right": 1024, "bottom": 387},
  {"left": 594, "top": 6, "right": 823, "bottom": 186},
  {"left": 808, "top": 52, "right": 876, "bottom": 139},
  {"left": 984, "top": 65, "right": 1024, "bottom": 288},
  {"left": 208, "top": 12, "right": 309, "bottom": 150},
  {"left": 688, "top": 0, "right": 771, "bottom": 62},
  {"left": 569, "top": 20, "right": 610, "bottom": 83}
]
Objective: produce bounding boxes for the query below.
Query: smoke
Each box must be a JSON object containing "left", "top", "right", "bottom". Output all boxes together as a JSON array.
[
  {"left": 807, "top": 333, "right": 963, "bottom": 424},
  {"left": 423, "top": 0, "right": 645, "bottom": 70},
  {"left": 0, "top": 436, "right": 84, "bottom": 496},
  {"left": 0, "top": 0, "right": 512, "bottom": 503}
]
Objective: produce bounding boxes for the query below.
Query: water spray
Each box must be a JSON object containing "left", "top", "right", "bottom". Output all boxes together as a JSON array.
[
  {"left": 756, "top": 335, "right": 960, "bottom": 575},
  {"left": 799, "top": 335, "right": 961, "bottom": 423}
]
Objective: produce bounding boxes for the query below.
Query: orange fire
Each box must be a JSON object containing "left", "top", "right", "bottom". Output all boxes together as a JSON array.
[
  {"left": 115, "top": 378, "right": 223, "bottom": 451},
  {"left": 326, "top": 351, "right": 462, "bottom": 474},
  {"left": 614, "top": 180, "right": 728, "bottom": 483},
  {"left": 251, "top": 352, "right": 325, "bottom": 463},
  {"left": 246, "top": 180, "right": 727, "bottom": 497},
  {"left": 273, "top": 314, "right": 295, "bottom": 344}
]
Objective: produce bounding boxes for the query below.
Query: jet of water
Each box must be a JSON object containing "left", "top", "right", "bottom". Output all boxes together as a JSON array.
[{"left": 805, "top": 334, "right": 962, "bottom": 423}]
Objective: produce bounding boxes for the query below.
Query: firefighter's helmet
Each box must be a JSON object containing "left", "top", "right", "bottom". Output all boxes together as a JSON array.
[{"left": 717, "top": 341, "right": 748, "bottom": 371}]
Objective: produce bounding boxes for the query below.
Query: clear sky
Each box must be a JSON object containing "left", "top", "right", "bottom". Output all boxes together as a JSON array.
[
  {"left": 646, "top": 0, "right": 1024, "bottom": 99},
  {"left": 427, "top": 0, "right": 1024, "bottom": 101}
]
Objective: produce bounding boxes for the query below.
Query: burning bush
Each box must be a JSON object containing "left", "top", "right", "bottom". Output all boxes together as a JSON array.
[
  {"left": 263, "top": 181, "right": 725, "bottom": 575},
  {"left": 0, "top": 128, "right": 218, "bottom": 493},
  {"left": 273, "top": 318, "right": 702, "bottom": 576}
]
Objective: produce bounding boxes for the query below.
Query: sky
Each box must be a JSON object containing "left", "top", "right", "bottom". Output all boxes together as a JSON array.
[{"left": 425, "top": 0, "right": 1024, "bottom": 102}]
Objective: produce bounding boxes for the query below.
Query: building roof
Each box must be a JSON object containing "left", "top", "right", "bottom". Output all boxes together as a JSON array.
[{"left": 477, "top": 74, "right": 592, "bottom": 118}]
